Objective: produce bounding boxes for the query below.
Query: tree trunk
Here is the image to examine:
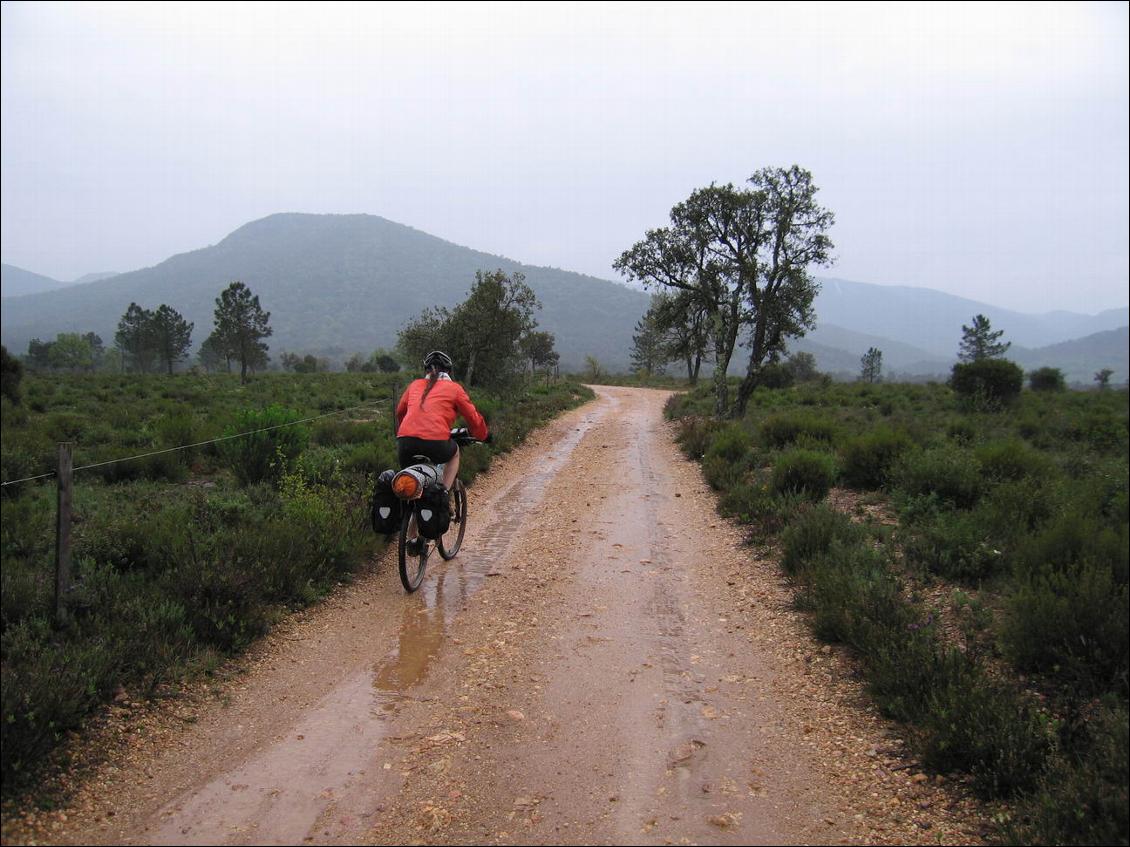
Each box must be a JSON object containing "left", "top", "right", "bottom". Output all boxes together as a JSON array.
[{"left": 464, "top": 348, "right": 478, "bottom": 387}]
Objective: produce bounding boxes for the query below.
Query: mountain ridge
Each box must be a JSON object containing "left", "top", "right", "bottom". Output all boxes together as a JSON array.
[{"left": 2, "top": 213, "right": 1126, "bottom": 380}]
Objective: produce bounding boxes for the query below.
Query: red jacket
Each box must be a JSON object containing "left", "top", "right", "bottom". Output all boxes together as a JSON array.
[{"left": 396, "top": 377, "right": 489, "bottom": 442}]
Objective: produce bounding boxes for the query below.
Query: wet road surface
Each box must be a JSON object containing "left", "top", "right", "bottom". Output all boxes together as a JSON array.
[{"left": 36, "top": 387, "right": 988, "bottom": 846}]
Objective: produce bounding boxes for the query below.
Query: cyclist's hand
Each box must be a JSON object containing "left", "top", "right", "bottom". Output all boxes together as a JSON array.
[{"left": 484, "top": 431, "right": 494, "bottom": 445}]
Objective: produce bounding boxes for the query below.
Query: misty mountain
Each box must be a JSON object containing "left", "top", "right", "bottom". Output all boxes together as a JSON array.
[
  {"left": 813, "top": 277, "right": 1129, "bottom": 357},
  {"left": 72, "top": 271, "right": 119, "bottom": 285},
  {"left": 0, "top": 214, "right": 650, "bottom": 370},
  {"left": 1, "top": 263, "right": 70, "bottom": 298},
  {"left": 1011, "top": 327, "right": 1129, "bottom": 384},
  {"left": 2, "top": 214, "right": 1125, "bottom": 381},
  {"left": 791, "top": 325, "right": 1128, "bottom": 384},
  {"left": 793, "top": 324, "right": 950, "bottom": 374}
]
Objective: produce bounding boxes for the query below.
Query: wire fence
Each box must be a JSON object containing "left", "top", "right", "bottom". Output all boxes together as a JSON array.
[
  {"left": 4, "top": 384, "right": 403, "bottom": 625},
  {"left": 0, "top": 397, "right": 392, "bottom": 488}
]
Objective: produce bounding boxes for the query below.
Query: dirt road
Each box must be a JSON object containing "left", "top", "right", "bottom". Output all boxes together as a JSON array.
[{"left": 17, "top": 386, "right": 988, "bottom": 845}]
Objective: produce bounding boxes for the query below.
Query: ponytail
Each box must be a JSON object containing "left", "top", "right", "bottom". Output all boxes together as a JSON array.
[{"left": 419, "top": 369, "right": 439, "bottom": 408}]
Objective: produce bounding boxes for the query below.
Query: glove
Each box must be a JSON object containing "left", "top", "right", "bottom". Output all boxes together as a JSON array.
[{"left": 484, "top": 431, "right": 494, "bottom": 445}]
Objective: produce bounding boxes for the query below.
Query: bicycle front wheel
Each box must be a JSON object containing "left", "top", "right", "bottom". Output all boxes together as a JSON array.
[
  {"left": 398, "top": 509, "right": 428, "bottom": 593},
  {"left": 437, "top": 479, "right": 467, "bottom": 560}
]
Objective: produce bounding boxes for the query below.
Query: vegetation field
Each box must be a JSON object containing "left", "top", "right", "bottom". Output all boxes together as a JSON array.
[
  {"left": 666, "top": 380, "right": 1128, "bottom": 845},
  {"left": 0, "top": 371, "right": 593, "bottom": 792}
]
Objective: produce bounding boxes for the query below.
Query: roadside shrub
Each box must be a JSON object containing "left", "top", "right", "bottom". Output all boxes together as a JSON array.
[
  {"left": 705, "top": 423, "right": 753, "bottom": 464},
  {"left": 1029, "top": 367, "right": 1066, "bottom": 392},
  {"left": 904, "top": 508, "right": 1004, "bottom": 581},
  {"left": 1011, "top": 511, "right": 1128, "bottom": 581},
  {"left": 702, "top": 455, "right": 741, "bottom": 491},
  {"left": 800, "top": 541, "right": 904, "bottom": 650},
  {"left": 759, "top": 414, "right": 837, "bottom": 450},
  {"left": 975, "top": 439, "right": 1054, "bottom": 483},
  {"left": 840, "top": 427, "right": 912, "bottom": 490},
  {"left": 675, "top": 417, "right": 721, "bottom": 459},
  {"left": 216, "top": 405, "right": 309, "bottom": 486},
  {"left": 944, "top": 422, "right": 980, "bottom": 447},
  {"left": 311, "top": 418, "right": 383, "bottom": 447},
  {"left": 1002, "top": 556, "right": 1129, "bottom": 696},
  {"left": 780, "top": 504, "right": 866, "bottom": 574},
  {"left": 892, "top": 445, "right": 982, "bottom": 508},
  {"left": 1008, "top": 700, "right": 1129, "bottom": 846},
  {"left": 921, "top": 671, "right": 1051, "bottom": 797},
  {"left": 1069, "top": 411, "right": 1128, "bottom": 452},
  {"left": 950, "top": 359, "right": 1024, "bottom": 407},
  {"left": 770, "top": 449, "right": 836, "bottom": 501}
]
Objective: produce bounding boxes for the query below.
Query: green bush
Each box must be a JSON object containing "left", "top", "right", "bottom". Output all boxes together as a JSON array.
[
  {"left": 950, "top": 358, "right": 1024, "bottom": 407},
  {"left": 1008, "top": 700, "right": 1129, "bottom": 846},
  {"left": 217, "top": 405, "right": 310, "bottom": 486},
  {"left": 840, "top": 427, "right": 912, "bottom": 489},
  {"left": 780, "top": 504, "right": 866, "bottom": 574},
  {"left": 759, "top": 413, "right": 837, "bottom": 449},
  {"left": 705, "top": 423, "right": 753, "bottom": 464},
  {"left": 674, "top": 416, "right": 721, "bottom": 459},
  {"left": 1029, "top": 367, "right": 1066, "bottom": 392},
  {"left": 1002, "top": 556, "right": 1129, "bottom": 696},
  {"left": 975, "top": 439, "right": 1054, "bottom": 483},
  {"left": 904, "top": 508, "right": 1004, "bottom": 581},
  {"left": 892, "top": 445, "right": 982, "bottom": 508},
  {"left": 921, "top": 670, "right": 1051, "bottom": 797},
  {"left": 770, "top": 449, "right": 836, "bottom": 501}
]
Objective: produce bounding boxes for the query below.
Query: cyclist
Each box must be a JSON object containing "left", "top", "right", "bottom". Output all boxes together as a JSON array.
[{"left": 395, "top": 350, "right": 490, "bottom": 550}]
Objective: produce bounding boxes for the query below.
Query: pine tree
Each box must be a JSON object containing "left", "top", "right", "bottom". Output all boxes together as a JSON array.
[
  {"left": 958, "top": 314, "right": 1010, "bottom": 363},
  {"left": 151, "top": 305, "right": 194, "bottom": 374},
  {"left": 213, "top": 282, "right": 272, "bottom": 383},
  {"left": 115, "top": 302, "right": 157, "bottom": 372},
  {"left": 860, "top": 347, "right": 883, "bottom": 383}
]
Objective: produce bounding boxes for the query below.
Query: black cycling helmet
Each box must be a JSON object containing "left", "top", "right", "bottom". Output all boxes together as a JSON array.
[{"left": 423, "top": 350, "right": 454, "bottom": 372}]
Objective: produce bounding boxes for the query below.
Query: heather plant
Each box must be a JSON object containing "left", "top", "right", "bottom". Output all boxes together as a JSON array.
[
  {"left": 759, "top": 413, "right": 837, "bottom": 449},
  {"left": 770, "top": 449, "right": 836, "bottom": 501},
  {"left": 891, "top": 445, "right": 983, "bottom": 508},
  {"left": 839, "top": 427, "right": 912, "bottom": 489}
]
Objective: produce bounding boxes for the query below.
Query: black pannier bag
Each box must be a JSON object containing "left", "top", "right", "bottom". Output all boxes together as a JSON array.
[
  {"left": 370, "top": 469, "right": 402, "bottom": 536},
  {"left": 415, "top": 486, "right": 451, "bottom": 540}
]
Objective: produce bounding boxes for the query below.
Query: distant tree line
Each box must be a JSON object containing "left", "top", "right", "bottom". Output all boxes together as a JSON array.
[{"left": 19, "top": 280, "right": 273, "bottom": 383}]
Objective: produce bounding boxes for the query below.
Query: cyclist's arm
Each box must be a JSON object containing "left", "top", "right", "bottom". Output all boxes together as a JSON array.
[
  {"left": 395, "top": 384, "right": 411, "bottom": 428},
  {"left": 454, "top": 386, "right": 489, "bottom": 441}
]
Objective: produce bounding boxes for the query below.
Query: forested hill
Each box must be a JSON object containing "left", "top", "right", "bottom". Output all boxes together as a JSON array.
[{"left": 0, "top": 214, "right": 650, "bottom": 370}]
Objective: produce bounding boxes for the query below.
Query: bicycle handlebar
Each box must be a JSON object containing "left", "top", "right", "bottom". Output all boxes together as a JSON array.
[{"left": 450, "top": 427, "right": 487, "bottom": 446}]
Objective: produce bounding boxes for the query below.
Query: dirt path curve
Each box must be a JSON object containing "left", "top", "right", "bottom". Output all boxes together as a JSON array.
[{"left": 23, "top": 386, "right": 988, "bottom": 846}]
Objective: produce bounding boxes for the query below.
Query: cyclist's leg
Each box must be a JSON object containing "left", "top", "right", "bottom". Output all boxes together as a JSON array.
[{"left": 442, "top": 444, "right": 460, "bottom": 490}]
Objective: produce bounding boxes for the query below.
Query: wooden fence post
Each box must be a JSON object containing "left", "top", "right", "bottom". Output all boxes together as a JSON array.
[
  {"left": 391, "top": 381, "right": 400, "bottom": 438},
  {"left": 55, "top": 442, "right": 74, "bottom": 626}
]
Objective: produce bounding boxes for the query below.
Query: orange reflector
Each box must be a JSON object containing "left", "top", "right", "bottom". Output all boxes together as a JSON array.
[{"left": 392, "top": 471, "right": 421, "bottom": 500}]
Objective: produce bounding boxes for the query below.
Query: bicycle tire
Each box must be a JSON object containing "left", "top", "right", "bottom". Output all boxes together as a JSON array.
[
  {"left": 398, "top": 509, "right": 428, "bottom": 592},
  {"left": 437, "top": 479, "right": 467, "bottom": 560}
]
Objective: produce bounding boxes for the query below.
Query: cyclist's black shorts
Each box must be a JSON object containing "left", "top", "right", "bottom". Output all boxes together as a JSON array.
[{"left": 397, "top": 436, "right": 458, "bottom": 469}]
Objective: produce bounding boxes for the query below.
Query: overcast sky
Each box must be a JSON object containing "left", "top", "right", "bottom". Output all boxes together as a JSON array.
[{"left": 2, "top": 1, "right": 1127, "bottom": 313}]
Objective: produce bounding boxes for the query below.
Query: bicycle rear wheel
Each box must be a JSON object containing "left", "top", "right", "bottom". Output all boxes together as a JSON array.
[
  {"left": 398, "top": 509, "right": 429, "bottom": 592},
  {"left": 437, "top": 479, "right": 467, "bottom": 560}
]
